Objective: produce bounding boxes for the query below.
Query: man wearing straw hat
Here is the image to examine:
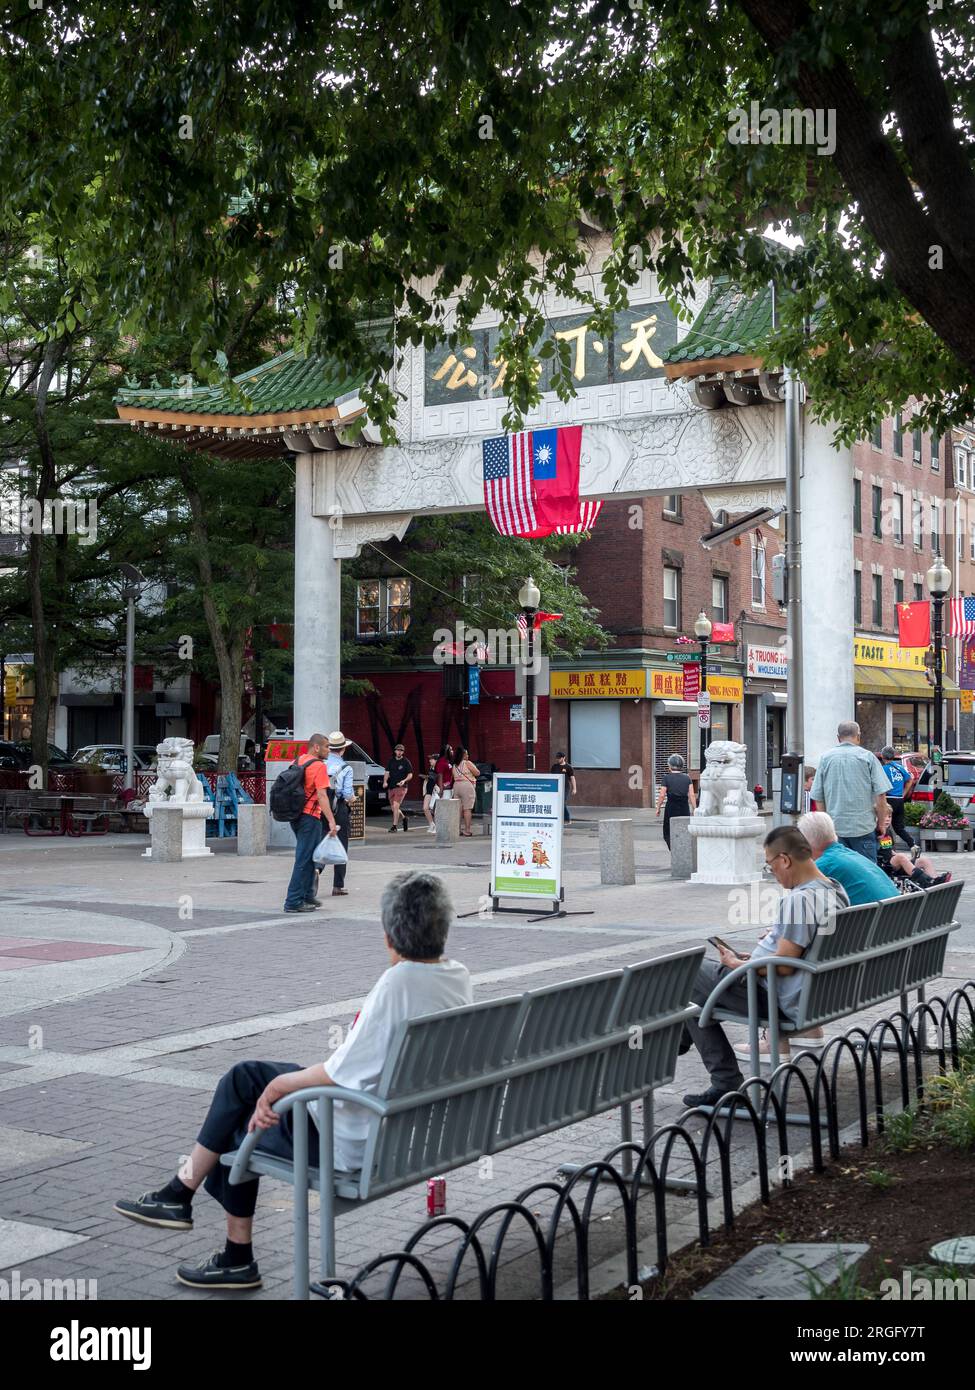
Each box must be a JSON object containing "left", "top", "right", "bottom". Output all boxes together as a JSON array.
[{"left": 325, "top": 731, "right": 355, "bottom": 896}]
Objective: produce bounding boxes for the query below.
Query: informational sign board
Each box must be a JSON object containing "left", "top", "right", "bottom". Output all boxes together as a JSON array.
[
  {"left": 550, "top": 669, "right": 644, "bottom": 698},
  {"left": 961, "top": 689, "right": 974, "bottom": 714},
  {"left": 697, "top": 692, "right": 712, "bottom": 728},
  {"left": 468, "top": 666, "right": 480, "bottom": 705},
  {"left": 962, "top": 636, "right": 975, "bottom": 690},
  {"left": 490, "top": 773, "right": 564, "bottom": 904},
  {"left": 746, "top": 643, "right": 789, "bottom": 680},
  {"left": 682, "top": 663, "right": 700, "bottom": 701}
]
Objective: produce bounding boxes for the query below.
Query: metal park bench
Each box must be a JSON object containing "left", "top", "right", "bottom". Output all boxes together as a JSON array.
[
  {"left": 222, "top": 945, "right": 704, "bottom": 1298},
  {"left": 698, "top": 879, "right": 964, "bottom": 1099}
]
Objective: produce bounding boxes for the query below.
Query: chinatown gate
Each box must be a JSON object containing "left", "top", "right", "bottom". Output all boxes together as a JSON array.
[{"left": 115, "top": 241, "right": 855, "bottom": 769}]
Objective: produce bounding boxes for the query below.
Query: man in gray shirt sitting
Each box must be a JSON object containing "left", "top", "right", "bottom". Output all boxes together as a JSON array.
[
  {"left": 810, "top": 720, "right": 889, "bottom": 863},
  {"left": 680, "top": 826, "right": 850, "bottom": 1108}
]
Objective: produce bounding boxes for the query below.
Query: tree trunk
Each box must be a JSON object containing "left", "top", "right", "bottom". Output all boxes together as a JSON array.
[{"left": 27, "top": 339, "right": 66, "bottom": 780}]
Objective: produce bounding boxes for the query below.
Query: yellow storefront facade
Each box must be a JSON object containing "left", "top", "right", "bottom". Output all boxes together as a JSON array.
[{"left": 853, "top": 635, "right": 959, "bottom": 753}]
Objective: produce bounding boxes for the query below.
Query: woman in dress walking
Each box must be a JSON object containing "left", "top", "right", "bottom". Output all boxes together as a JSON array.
[
  {"left": 451, "top": 747, "right": 479, "bottom": 837},
  {"left": 422, "top": 755, "right": 439, "bottom": 834},
  {"left": 655, "top": 753, "right": 696, "bottom": 850}
]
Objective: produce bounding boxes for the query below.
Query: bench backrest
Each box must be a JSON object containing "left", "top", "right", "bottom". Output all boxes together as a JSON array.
[
  {"left": 358, "top": 947, "right": 704, "bottom": 1198},
  {"left": 795, "top": 881, "right": 962, "bottom": 1028}
]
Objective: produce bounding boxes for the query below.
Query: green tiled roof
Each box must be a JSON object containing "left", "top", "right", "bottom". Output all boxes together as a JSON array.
[
  {"left": 664, "top": 280, "right": 774, "bottom": 365},
  {"left": 115, "top": 350, "right": 373, "bottom": 417}
]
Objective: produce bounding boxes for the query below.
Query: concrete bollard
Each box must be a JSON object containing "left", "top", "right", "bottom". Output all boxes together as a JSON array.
[
  {"left": 148, "top": 806, "right": 184, "bottom": 863},
  {"left": 669, "top": 816, "right": 697, "bottom": 879},
  {"left": 435, "top": 795, "right": 461, "bottom": 846},
  {"left": 599, "top": 818, "right": 635, "bottom": 885},
  {"left": 236, "top": 803, "right": 268, "bottom": 856}
]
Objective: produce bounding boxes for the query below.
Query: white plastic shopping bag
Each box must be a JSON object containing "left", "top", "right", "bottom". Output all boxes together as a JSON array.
[{"left": 313, "top": 833, "right": 349, "bottom": 867}]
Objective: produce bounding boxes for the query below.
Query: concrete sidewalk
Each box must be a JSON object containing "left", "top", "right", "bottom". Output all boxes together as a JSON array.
[{"left": 0, "top": 820, "right": 971, "bottom": 1300}]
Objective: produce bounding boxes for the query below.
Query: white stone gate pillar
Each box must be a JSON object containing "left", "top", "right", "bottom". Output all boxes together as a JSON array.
[
  {"left": 801, "top": 417, "right": 855, "bottom": 763},
  {"left": 293, "top": 453, "right": 341, "bottom": 739}
]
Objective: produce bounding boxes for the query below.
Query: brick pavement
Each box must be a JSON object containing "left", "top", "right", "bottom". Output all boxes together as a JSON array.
[{"left": 0, "top": 821, "right": 972, "bottom": 1300}]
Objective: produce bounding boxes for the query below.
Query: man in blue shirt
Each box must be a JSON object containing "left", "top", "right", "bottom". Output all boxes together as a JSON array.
[
  {"left": 325, "top": 731, "right": 355, "bottom": 896},
  {"left": 878, "top": 745, "right": 917, "bottom": 850},
  {"left": 798, "top": 812, "right": 898, "bottom": 905},
  {"left": 810, "top": 721, "right": 890, "bottom": 862}
]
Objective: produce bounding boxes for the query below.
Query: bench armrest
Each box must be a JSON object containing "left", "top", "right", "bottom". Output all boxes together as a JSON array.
[
  {"left": 697, "top": 956, "right": 818, "bottom": 1029},
  {"left": 226, "top": 1085, "right": 390, "bottom": 1186}
]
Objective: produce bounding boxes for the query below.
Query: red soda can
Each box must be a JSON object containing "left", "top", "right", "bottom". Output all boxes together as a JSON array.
[{"left": 426, "top": 1176, "right": 447, "bottom": 1216}]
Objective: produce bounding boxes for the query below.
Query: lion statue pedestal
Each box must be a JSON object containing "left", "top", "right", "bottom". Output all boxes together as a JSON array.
[
  {"left": 688, "top": 740, "right": 763, "bottom": 885},
  {"left": 142, "top": 737, "right": 214, "bottom": 860}
]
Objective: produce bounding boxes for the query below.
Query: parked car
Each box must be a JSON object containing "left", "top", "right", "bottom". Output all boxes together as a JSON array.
[
  {"left": 0, "top": 741, "right": 84, "bottom": 771},
  {"left": 910, "top": 752, "right": 975, "bottom": 821},
  {"left": 201, "top": 734, "right": 257, "bottom": 771},
  {"left": 71, "top": 745, "right": 158, "bottom": 775},
  {"left": 342, "top": 740, "right": 388, "bottom": 813}
]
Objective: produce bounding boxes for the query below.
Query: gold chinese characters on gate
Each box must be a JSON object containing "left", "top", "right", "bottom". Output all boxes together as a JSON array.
[{"left": 424, "top": 303, "right": 679, "bottom": 406}]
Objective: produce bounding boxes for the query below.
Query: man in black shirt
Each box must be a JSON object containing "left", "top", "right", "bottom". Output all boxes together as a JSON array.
[
  {"left": 550, "top": 751, "right": 576, "bottom": 823},
  {"left": 384, "top": 744, "right": 413, "bottom": 831}
]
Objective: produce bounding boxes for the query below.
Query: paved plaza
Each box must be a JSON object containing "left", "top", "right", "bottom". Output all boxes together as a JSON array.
[{"left": 1, "top": 815, "right": 972, "bottom": 1300}]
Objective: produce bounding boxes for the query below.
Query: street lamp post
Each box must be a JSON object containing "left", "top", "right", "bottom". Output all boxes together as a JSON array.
[
  {"left": 519, "top": 576, "right": 540, "bottom": 773},
  {"left": 119, "top": 564, "right": 145, "bottom": 792},
  {"left": 926, "top": 555, "right": 952, "bottom": 757},
  {"left": 694, "top": 610, "right": 713, "bottom": 774}
]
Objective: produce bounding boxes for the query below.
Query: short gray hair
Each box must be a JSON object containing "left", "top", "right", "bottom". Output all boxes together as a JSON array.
[
  {"left": 837, "top": 720, "right": 860, "bottom": 741},
  {"left": 797, "top": 810, "right": 838, "bottom": 854},
  {"left": 380, "top": 871, "right": 453, "bottom": 960},
  {"left": 667, "top": 753, "right": 686, "bottom": 770}
]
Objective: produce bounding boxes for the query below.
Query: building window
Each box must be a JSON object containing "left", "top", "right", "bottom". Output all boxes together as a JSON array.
[
  {"left": 912, "top": 496, "right": 923, "bottom": 549},
  {"left": 663, "top": 566, "right": 680, "bottom": 629},
  {"left": 355, "top": 578, "right": 412, "bottom": 637},
  {"left": 956, "top": 450, "right": 968, "bottom": 490},
  {"left": 853, "top": 479, "right": 861, "bottom": 533},
  {"left": 931, "top": 433, "right": 941, "bottom": 470},
  {"left": 386, "top": 577, "right": 412, "bottom": 633},
  {"left": 872, "top": 573, "right": 883, "bottom": 627},
  {"left": 356, "top": 581, "right": 382, "bottom": 637},
  {"left": 893, "top": 413, "right": 903, "bottom": 456},
  {"left": 912, "top": 425, "right": 922, "bottom": 462},
  {"left": 931, "top": 500, "right": 940, "bottom": 552},
  {"left": 663, "top": 494, "right": 682, "bottom": 518},
  {"left": 570, "top": 701, "right": 621, "bottom": 770},
  {"left": 854, "top": 569, "right": 862, "bottom": 626},
  {"left": 711, "top": 575, "right": 728, "bottom": 624},
  {"left": 893, "top": 493, "right": 903, "bottom": 544},
  {"left": 872, "top": 484, "right": 883, "bottom": 539},
  {"left": 913, "top": 578, "right": 923, "bottom": 603},
  {"left": 971, "top": 524, "right": 975, "bottom": 563},
  {"left": 751, "top": 540, "right": 766, "bottom": 607},
  {"left": 894, "top": 576, "right": 904, "bottom": 608},
  {"left": 871, "top": 421, "right": 883, "bottom": 450}
]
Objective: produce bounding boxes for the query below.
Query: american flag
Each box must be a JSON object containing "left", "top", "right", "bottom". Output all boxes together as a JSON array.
[
  {"left": 554, "top": 500, "right": 603, "bottom": 534},
  {"left": 483, "top": 431, "right": 538, "bottom": 536},
  {"left": 515, "top": 612, "right": 528, "bottom": 637},
  {"left": 948, "top": 596, "right": 975, "bottom": 636}
]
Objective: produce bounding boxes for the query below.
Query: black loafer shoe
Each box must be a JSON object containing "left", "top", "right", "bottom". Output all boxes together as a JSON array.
[
  {"left": 114, "top": 1191, "right": 193, "bottom": 1231},
  {"left": 682, "top": 1085, "right": 745, "bottom": 1110},
  {"left": 284, "top": 902, "right": 317, "bottom": 914},
  {"left": 176, "top": 1250, "right": 262, "bottom": 1290}
]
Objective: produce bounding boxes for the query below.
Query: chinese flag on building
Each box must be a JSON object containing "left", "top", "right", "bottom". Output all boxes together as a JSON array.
[
  {"left": 711, "top": 621, "right": 736, "bottom": 644},
  {"left": 896, "top": 601, "right": 930, "bottom": 648}
]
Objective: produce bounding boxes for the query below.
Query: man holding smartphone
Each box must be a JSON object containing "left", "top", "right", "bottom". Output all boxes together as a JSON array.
[{"left": 679, "top": 825, "right": 849, "bottom": 1108}]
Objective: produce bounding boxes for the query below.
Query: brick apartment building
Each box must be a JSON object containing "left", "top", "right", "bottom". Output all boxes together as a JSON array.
[{"left": 852, "top": 407, "right": 960, "bottom": 754}]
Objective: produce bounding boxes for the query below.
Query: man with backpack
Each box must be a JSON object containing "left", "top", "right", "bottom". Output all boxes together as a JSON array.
[{"left": 269, "top": 733, "right": 338, "bottom": 914}]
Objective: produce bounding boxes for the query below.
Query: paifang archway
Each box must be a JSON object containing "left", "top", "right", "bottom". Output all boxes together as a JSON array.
[{"left": 115, "top": 252, "right": 854, "bottom": 765}]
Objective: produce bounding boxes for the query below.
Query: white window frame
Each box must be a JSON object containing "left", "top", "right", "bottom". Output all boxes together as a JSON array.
[
  {"left": 751, "top": 539, "right": 766, "bottom": 608},
  {"left": 893, "top": 492, "right": 903, "bottom": 544},
  {"left": 663, "top": 493, "right": 682, "bottom": 518},
  {"left": 956, "top": 449, "right": 969, "bottom": 490},
  {"left": 663, "top": 566, "right": 680, "bottom": 630},
  {"left": 711, "top": 575, "right": 728, "bottom": 624}
]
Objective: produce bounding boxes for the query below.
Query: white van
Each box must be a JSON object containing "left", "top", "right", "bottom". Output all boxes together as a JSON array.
[{"left": 201, "top": 734, "right": 257, "bottom": 769}]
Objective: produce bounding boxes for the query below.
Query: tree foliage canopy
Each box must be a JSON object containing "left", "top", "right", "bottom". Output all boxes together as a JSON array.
[{"left": 3, "top": 1, "right": 974, "bottom": 441}]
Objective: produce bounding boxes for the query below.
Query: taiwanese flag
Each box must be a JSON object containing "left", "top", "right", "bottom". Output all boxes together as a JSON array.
[
  {"left": 711, "top": 621, "right": 736, "bottom": 644},
  {"left": 483, "top": 425, "right": 598, "bottom": 537},
  {"left": 897, "top": 601, "right": 930, "bottom": 648}
]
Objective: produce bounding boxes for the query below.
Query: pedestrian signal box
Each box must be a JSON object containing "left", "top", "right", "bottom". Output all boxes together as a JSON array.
[{"left": 780, "top": 752, "right": 803, "bottom": 816}]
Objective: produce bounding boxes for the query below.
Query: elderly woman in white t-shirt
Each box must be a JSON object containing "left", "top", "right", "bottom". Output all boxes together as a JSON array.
[{"left": 114, "top": 872, "right": 472, "bottom": 1292}]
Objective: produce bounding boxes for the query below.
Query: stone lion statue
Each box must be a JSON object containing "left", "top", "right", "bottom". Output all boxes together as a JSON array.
[
  {"left": 144, "top": 736, "right": 204, "bottom": 814},
  {"left": 694, "top": 740, "right": 757, "bottom": 818}
]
